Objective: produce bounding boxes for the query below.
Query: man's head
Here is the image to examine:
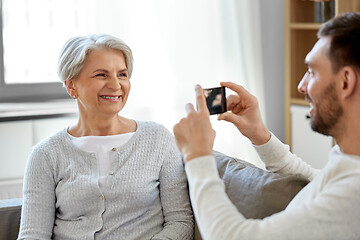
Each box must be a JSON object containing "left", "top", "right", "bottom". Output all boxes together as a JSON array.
[{"left": 298, "top": 12, "right": 360, "bottom": 137}]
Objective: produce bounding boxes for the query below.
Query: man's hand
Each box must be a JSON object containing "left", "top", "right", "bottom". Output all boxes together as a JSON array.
[
  {"left": 218, "top": 82, "right": 271, "bottom": 145},
  {"left": 173, "top": 85, "right": 216, "bottom": 163}
]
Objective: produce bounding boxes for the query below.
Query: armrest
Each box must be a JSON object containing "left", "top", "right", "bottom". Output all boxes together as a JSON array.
[{"left": 0, "top": 198, "right": 22, "bottom": 240}]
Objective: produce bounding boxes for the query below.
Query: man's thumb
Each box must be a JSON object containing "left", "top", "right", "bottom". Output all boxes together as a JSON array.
[{"left": 217, "top": 112, "right": 238, "bottom": 124}]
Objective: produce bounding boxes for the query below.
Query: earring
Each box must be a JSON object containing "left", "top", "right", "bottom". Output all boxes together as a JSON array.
[{"left": 72, "top": 95, "right": 77, "bottom": 99}]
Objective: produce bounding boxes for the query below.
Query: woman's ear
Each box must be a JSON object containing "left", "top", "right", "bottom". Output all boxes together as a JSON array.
[
  {"left": 340, "top": 66, "right": 358, "bottom": 99},
  {"left": 64, "top": 79, "right": 78, "bottom": 99}
]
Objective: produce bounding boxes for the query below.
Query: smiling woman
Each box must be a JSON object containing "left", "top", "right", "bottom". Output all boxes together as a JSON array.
[
  {"left": 70, "top": 50, "right": 130, "bottom": 130},
  {"left": 17, "top": 34, "right": 194, "bottom": 240},
  {"left": 63, "top": 48, "right": 132, "bottom": 131}
]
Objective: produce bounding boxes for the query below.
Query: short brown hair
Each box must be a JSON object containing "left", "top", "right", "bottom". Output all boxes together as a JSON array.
[{"left": 318, "top": 12, "right": 360, "bottom": 73}]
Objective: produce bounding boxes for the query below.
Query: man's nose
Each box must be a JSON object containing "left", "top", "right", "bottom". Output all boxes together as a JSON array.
[{"left": 297, "top": 72, "right": 309, "bottom": 94}]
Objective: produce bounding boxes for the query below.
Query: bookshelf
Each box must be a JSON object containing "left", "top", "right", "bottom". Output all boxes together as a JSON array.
[{"left": 284, "top": 0, "right": 360, "bottom": 146}]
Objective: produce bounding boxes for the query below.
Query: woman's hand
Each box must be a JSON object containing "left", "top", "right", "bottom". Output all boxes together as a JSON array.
[
  {"left": 218, "top": 82, "right": 271, "bottom": 145},
  {"left": 173, "top": 85, "right": 216, "bottom": 163}
]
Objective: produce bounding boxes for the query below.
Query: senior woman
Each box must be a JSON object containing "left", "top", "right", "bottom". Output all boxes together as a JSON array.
[{"left": 18, "top": 34, "right": 194, "bottom": 239}]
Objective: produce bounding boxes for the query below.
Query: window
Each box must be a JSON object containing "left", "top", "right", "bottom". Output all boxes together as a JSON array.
[
  {"left": 0, "top": 0, "right": 268, "bottom": 166},
  {"left": 0, "top": 0, "right": 96, "bottom": 102}
]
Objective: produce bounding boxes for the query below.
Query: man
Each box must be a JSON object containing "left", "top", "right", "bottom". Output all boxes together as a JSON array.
[{"left": 173, "top": 12, "right": 360, "bottom": 240}]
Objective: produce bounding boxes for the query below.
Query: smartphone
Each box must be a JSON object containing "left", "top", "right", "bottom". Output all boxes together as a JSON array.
[{"left": 202, "top": 86, "right": 227, "bottom": 115}]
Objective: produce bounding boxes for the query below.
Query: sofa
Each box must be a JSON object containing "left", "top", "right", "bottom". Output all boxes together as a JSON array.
[
  {"left": 0, "top": 198, "right": 21, "bottom": 240},
  {"left": 0, "top": 151, "right": 309, "bottom": 240}
]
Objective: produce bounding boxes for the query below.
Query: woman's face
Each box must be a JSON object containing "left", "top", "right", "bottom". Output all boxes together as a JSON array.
[{"left": 67, "top": 48, "right": 131, "bottom": 118}]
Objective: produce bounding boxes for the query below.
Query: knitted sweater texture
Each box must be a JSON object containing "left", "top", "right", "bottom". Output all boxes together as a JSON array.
[{"left": 18, "top": 121, "right": 194, "bottom": 240}]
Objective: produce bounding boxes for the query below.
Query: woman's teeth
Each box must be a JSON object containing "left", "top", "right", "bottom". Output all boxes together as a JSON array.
[{"left": 101, "top": 96, "right": 120, "bottom": 100}]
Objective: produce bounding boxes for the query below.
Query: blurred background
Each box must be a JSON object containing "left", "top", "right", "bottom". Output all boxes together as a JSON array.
[{"left": 0, "top": 0, "right": 285, "bottom": 198}]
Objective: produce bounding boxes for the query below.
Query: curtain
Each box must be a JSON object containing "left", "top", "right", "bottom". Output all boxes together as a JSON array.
[{"left": 96, "top": 0, "right": 265, "bottom": 167}]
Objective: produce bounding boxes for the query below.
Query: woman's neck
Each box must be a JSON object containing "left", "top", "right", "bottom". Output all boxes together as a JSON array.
[{"left": 68, "top": 114, "right": 136, "bottom": 137}]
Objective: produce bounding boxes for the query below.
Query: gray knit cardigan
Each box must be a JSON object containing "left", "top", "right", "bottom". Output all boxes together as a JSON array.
[{"left": 18, "top": 121, "right": 194, "bottom": 240}]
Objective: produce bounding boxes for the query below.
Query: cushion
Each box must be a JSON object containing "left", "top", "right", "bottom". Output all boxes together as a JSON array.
[
  {"left": 0, "top": 198, "right": 22, "bottom": 240},
  {"left": 213, "top": 151, "right": 309, "bottom": 219}
]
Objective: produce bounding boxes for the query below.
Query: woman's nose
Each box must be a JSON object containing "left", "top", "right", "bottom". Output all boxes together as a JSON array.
[
  {"left": 297, "top": 72, "right": 309, "bottom": 94},
  {"left": 107, "top": 75, "right": 121, "bottom": 90}
]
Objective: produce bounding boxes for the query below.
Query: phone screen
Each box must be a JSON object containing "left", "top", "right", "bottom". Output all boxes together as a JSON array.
[{"left": 202, "top": 86, "right": 227, "bottom": 115}]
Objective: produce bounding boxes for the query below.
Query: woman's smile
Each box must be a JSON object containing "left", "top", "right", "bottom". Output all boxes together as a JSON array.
[{"left": 100, "top": 95, "right": 122, "bottom": 102}]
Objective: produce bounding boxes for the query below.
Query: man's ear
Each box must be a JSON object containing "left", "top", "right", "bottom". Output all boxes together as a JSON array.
[
  {"left": 340, "top": 66, "right": 358, "bottom": 99},
  {"left": 64, "top": 79, "right": 78, "bottom": 99}
]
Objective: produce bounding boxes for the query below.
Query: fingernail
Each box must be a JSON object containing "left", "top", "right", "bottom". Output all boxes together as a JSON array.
[{"left": 195, "top": 84, "right": 200, "bottom": 90}]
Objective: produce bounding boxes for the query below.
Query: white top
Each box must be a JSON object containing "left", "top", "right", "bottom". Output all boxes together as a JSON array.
[
  {"left": 185, "top": 133, "right": 360, "bottom": 240},
  {"left": 68, "top": 132, "right": 135, "bottom": 189}
]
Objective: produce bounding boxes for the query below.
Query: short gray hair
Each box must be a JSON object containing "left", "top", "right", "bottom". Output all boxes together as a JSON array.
[{"left": 57, "top": 34, "right": 133, "bottom": 82}]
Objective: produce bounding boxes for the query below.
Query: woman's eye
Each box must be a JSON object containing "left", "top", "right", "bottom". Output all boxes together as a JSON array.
[
  {"left": 118, "top": 73, "right": 127, "bottom": 78},
  {"left": 96, "top": 73, "right": 106, "bottom": 77}
]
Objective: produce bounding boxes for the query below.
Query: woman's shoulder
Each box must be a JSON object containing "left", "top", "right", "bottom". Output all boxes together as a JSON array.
[
  {"left": 136, "top": 120, "right": 173, "bottom": 140},
  {"left": 134, "top": 121, "right": 180, "bottom": 157},
  {"left": 32, "top": 128, "right": 69, "bottom": 152},
  {"left": 136, "top": 120, "right": 169, "bottom": 133},
  {"left": 27, "top": 128, "right": 69, "bottom": 169}
]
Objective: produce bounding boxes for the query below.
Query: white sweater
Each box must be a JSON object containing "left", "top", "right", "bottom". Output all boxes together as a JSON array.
[
  {"left": 18, "top": 121, "right": 194, "bottom": 240},
  {"left": 186, "top": 134, "right": 360, "bottom": 240}
]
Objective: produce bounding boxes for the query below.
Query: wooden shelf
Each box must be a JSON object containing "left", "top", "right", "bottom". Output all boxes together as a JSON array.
[
  {"left": 290, "top": 98, "right": 309, "bottom": 106},
  {"left": 290, "top": 23, "right": 322, "bottom": 30}
]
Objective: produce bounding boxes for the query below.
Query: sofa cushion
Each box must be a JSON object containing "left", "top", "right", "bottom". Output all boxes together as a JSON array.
[
  {"left": 0, "top": 198, "right": 22, "bottom": 240},
  {"left": 213, "top": 151, "right": 309, "bottom": 219}
]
